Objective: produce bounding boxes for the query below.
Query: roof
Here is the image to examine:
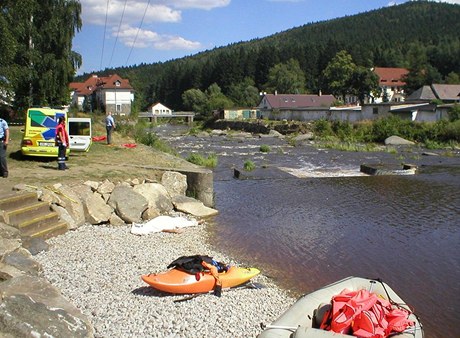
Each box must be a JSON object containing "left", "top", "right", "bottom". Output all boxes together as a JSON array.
[
  {"left": 406, "top": 84, "right": 460, "bottom": 102},
  {"left": 148, "top": 102, "right": 171, "bottom": 110},
  {"left": 260, "top": 94, "right": 336, "bottom": 109},
  {"left": 373, "top": 67, "right": 409, "bottom": 87},
  {"left": 431, "top": 84, "right": 460, "bottom": 101},
  {"left": 69, "top": 74, "right": 133, "bottom": 96}
]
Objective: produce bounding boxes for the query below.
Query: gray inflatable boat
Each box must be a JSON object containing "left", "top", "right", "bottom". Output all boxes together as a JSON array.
[{"left": 259, "top": 276, "right": 423, "bottom": 338}]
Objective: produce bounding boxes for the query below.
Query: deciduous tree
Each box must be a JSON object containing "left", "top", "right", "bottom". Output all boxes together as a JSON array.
[
  {"left": 264, "top": 59, "right": 306, "bottom": 94},
  {"left": 0, "top": 0, "right": 82, "bottom": 113}
]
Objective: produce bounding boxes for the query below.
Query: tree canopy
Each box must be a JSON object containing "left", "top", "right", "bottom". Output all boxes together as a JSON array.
[{"left": 0, "top": 0, "right": 82, "bottom": 114}]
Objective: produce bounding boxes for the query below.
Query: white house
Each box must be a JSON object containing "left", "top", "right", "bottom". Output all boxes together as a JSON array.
[
  {"left": 69, "top": 74, "right": 134, "bottom": 115},
  {"left": 148, "top": 102, "right": 172, "bottom": 115},
  {"left": 371, "top": 67, "right": 409, "bottom": 103}
]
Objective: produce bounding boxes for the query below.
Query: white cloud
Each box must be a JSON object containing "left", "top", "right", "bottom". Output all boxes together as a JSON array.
[
  {"left": 435, "top": 0, "right": 460, "bottom": 3},
  {"left": 80, "top": 0, "right": 225, "bottom": 52},
  {"left": 82, "top": 1, "right": 181, "bottom": 26},
  {"left": 161, "top": 0, "right": 231, "bottom": 10},
  {"left": 412, "top": 0, "right": 460, "bottom": 4},
  {"left": 116, "top": 24, "right": 202, "bottom": 50}
]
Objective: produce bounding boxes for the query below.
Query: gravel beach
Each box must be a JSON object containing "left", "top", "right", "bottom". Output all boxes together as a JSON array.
[{"left": 35, "top": 221, "right": 295, "bottom": 338}]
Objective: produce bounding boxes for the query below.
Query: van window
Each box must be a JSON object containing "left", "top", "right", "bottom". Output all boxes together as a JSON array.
[{"left": 69, "top": 121, "right": 91, "bottom": 136}]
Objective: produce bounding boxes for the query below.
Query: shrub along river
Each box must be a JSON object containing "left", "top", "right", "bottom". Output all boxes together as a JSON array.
[{"left": 154, "top": 125, "right": 459, "bottom": 338}]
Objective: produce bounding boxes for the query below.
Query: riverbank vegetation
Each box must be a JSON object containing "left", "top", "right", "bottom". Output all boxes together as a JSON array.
[
  {"left": 185, "top": 153, "right": 218, "bottom": 168},
  {"left": 310, "top": 114, "right": 460, "bottom": 150}
]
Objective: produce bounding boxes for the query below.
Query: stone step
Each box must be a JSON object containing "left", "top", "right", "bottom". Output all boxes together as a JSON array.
[
  {"left": 23, "top": 220, "right": 68, "bottom": 240},
  {"left": 0, "top": 192, "right": 39, "bottom": 219},
  {"left": 16, "top": 212, "right": 60, "bottom": 235},
  {"left": 3, "top": 201, "right": 53, "bottom": 226}
]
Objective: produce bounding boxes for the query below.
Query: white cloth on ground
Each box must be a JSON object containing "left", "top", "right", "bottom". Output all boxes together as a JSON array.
[{"left": 131, "top": 215, "right": 198, "bottom": 235}]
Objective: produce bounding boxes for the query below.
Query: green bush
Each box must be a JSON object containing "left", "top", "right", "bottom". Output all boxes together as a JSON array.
[
  {"left": 243, "top": 160, "right": 256, "bottom": 171},
  {"left": 313, "top": 118, "right": 333, "bottom": 137},
  {"left": 448, "top": 104, "right": 460, "bottom": 122},
  {"left": 186, "top": 153, "right": 218, "bottom": 168},
  {"left": 259, "top": 144, "right": 271, "bottom": 152}
]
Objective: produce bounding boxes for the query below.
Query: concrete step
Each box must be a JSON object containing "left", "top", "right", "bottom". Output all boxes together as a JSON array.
[
  {"left": 3, "top": 201, "right": 53, "bottom": 226},
  {"left": 16, "top": 212, "right": 60, "bottom": 235},
  {"left": 0, "top": 190, "right": 69, "bottom": 240},
  {"left": 23, "top": 220, "right": 68, "bottom": 240},
  {"left": 0, "top": 192, "right": 39, "bottom": 217}
]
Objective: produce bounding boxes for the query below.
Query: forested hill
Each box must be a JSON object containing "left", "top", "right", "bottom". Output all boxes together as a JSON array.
[{"left": 83, "top": 1, "right": 460, "bottom": 111}]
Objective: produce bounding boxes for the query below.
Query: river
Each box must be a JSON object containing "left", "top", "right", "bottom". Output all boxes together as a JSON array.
[{"left": 153, "top": 124, "right": 460, "bottom": 338}]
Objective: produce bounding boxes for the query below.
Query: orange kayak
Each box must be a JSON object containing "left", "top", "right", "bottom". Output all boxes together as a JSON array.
[{"left": 141, "top": 266, "right": 260, "bottom": 294}]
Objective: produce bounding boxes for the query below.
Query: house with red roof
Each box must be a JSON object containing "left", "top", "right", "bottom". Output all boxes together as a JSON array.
[
  {"left": 69, "top": 74, "right": 134, "bottom": 115},
  {"left": 371, "top": 67, "right": 409, "bottom": 103}
]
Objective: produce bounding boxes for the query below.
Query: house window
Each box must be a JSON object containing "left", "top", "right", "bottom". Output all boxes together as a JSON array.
[
  {"left": 373, "top": 107, "right": 378, "bottom": 115},
  {"left": 116, "top": 104, "right": 121, "bottom": 112}
]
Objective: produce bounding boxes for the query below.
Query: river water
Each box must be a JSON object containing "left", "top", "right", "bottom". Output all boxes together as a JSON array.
[{"left": 153, "top": 125, "right": 460, "bottom": 338}]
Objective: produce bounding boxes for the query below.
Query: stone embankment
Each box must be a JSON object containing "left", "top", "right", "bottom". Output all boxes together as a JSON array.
[{"left": 0, "top": 171, "right": 220, "bottom": 337}]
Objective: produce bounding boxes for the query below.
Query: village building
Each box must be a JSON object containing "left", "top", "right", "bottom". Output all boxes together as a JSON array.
[
  {"left": 148, "top": 102, "right": 172, "bottom": 115},
  {"left": 256, "top": 93, "right": 336, "bottom": 121},
  {"left": 371, "top": 67, "right": 409, "bottom": 103},
  {"left": 69, "top": 74, "right": 134, "bottom": 115}
]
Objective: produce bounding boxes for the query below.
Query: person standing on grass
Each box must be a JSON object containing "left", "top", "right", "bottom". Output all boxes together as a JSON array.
[
  {"left": 0, "top": 117, "right": 9, "bottom": 178},
  {"left": 105, "top": 111, "right": 116, "bottom": 144},
  {"left": 55, "top": 116, "right": 69, "bottom": 170}
]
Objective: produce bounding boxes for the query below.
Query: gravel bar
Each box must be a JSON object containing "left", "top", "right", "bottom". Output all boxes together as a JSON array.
[{"left": 35, "top": 223, "right": 295, "bottom": 338}]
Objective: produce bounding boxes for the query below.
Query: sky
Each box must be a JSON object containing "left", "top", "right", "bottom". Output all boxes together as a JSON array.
[{"left": 73, "top": 0, "right": 460, "bottom": 75}]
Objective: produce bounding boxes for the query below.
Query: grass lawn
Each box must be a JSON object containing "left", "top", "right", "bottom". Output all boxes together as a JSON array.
[{"left": 2, "top": 123, "right": 196, "bottom": 194}]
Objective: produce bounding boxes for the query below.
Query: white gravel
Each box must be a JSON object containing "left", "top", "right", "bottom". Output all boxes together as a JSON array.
[{"left": 35, "top": 223, "right": 295, "bottom": 338}]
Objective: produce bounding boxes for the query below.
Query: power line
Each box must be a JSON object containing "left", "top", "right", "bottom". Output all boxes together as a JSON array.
[
  {"left": 125, "top": 0, "right": 151, "bottom": 66},
  {"left": 108, "top": 0, "right": 128, "bottom": 68},
  {"left": 100, "top": 0, "right": 110, "bottom": 70}
]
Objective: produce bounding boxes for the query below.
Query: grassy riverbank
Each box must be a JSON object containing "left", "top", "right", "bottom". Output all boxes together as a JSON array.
[{"left": 2, "top": 123, "right": 197, "bottom": 195}]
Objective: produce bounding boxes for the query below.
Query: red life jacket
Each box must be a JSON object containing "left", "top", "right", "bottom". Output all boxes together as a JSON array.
[{"left": 320, "top": 288, "right": 414, "bottom": 338}]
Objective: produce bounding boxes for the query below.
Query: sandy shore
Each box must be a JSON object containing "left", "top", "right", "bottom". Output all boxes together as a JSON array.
[{"left": 35, "top": 221, "right": 295, "bottom": 338}]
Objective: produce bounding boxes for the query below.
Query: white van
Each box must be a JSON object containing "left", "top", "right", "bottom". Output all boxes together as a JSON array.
[{"left": 68, "top": 117, "right": 92, "bottom": 152}]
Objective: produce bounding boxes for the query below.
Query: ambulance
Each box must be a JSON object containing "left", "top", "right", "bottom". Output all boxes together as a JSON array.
[{"left": 21, "top": 107, "right": 92, "bottom": 157}]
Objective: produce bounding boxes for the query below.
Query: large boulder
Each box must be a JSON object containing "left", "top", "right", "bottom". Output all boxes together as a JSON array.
[
  {"left": 108, "top": 185, "right": 148, "bottom": 223},
  {"left": 97, "top": 179, "right": 116, "bottom": 195},
  {"left": 81, "top": 192, "right": 114, "bottom": 224},
  {"left": 133, "top": 183, "right": 174, "bottom": 216},
  {"left": 161, "top": 171, "right": 187, "bottom": 197},
  {"left": 0, "top": 223, "right": 21, "bottom": 239},
  {"left": 0, "top": 262, "right": 24, "bottom": 281},
  {"left": 47, "top": 184, "right": 86, "bottom": 227},
  {"left": 384, "top": 135, "right": 415, "bottom": 146},
  {"left": 0, "top": 275, "right": 94, "bottom": 337},
  {"left": 19, "top": 236, "right": 49, "bottom": 256},
  {"left": 1, "top": 249, "right": 42, "bottom": 276},
  {"left": 172, "top": 195, "right": 218, "bottom": 218},
  {"left": 51, "top": 204, "right": 79, "bottom": 230},
  {"left": 0, "top": 238, "right": 21, "bottom": 260}
]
